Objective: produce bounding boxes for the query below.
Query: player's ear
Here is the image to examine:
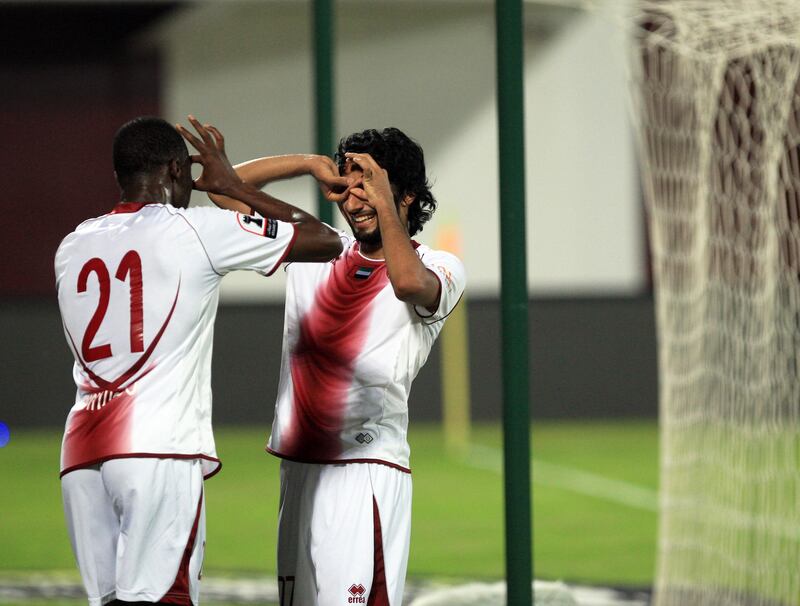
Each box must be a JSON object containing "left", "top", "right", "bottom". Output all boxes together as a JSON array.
[
  {"left": 401, "top": 193, "right": 416, "bottom": 208},
  {"left": 168, "top": 158, "right": 183, "bottom": 180}
]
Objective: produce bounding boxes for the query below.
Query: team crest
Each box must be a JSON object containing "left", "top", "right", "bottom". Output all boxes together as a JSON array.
[{"left": 237, "top": 213, "right": 278, "bottom": 238}]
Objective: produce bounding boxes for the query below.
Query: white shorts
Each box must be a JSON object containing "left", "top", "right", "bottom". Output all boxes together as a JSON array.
[
  {"left": 277, "top": 461, "right": 412, "bottom": 606},
  {"left": 61, "top": 458, "right": 206, "bottom": 606}
]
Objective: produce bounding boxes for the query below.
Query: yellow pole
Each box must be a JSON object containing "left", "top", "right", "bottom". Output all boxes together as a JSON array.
[{"left": 437, "top": 225, "right": 471, "bottom": 456}]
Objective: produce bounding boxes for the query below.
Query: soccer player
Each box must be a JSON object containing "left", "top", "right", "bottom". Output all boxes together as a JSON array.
[
  {"left": 208, "top": 128, "right": 466, "bottom": 605},
  {"left": 55, "top": 115, "right": 344, "bottom": 606}
]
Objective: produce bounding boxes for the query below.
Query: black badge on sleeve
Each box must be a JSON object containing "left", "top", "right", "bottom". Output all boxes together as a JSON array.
[{"left": 238, "top": 213, "right": 279, "bottom": 239}]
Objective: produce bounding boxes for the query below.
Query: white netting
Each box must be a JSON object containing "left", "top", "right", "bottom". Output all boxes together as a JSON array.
[{"left": 627, "top": 1, "right": 800, "bottom": 605}]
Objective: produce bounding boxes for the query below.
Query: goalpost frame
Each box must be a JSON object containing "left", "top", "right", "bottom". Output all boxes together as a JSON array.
[
  {"left": 496, "top": 1, "right": 533, "bottom": 604},
  {"left": 313, "top": 0, "right": 335, "bottom": 225}
]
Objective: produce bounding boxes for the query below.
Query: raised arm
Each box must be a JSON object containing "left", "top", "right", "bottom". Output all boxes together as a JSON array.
[
  {"left": 209, "top": 154, "right": 350, "bottom": 214},
  {"left": 176, "top": 116, "right": 342, "bottom": 263},
  {"left": 345, "top": 152, "right": 442, "bottom": 312}
]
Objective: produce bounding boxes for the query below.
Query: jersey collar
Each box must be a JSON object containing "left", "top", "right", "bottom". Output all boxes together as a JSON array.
[
  {"left": 110, "top": 202, "right": 150, "bottom": 214},
  {"left": 353, "top": 239, "right": 422, "bottom": 263}
]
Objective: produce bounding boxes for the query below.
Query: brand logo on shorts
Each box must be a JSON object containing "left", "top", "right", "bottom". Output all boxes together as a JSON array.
[
  {"left": 348, "top": 584, "right": 366, "bottom": 603},
  {"left": 355, "top": 432, "right": 374, "bottom": 444}
]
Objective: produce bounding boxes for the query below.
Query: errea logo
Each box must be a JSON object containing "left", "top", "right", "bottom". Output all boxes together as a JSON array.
[
  {"left": 355, "top": 432, "right": 374, "bottom": 445},
  {"left": 348, "top": 583, "right": 366, "bottom": 603}
]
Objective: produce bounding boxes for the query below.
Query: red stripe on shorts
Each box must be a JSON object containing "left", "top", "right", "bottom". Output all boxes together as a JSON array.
[
  {"left": 161, "top": 488, "right": 204, "bottom": 605},
  {"left": 368, "top": 496, "right": 389, "bottom": 606}
]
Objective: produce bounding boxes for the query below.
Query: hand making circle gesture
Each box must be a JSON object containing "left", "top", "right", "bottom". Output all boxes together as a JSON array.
[
  {"left": 176, "top": 115, "right": 241, "bottom": 195},
  {"left": 309, "top": 155, "right": 352, "bottom": 204},
  {"left": 344, "top": 152, "right": 395, "bottom": 211}
]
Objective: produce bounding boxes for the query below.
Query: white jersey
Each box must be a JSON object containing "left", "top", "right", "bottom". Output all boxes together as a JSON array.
[
  {"left": 56, "top": 202, "right": 296, "bottom": 478},
  {"left": 267, "top": 233, "right": 466, "bottom": 471}
]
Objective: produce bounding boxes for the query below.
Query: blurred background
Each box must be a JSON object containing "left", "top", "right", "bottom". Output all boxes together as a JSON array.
[{"left": 0, "top": 0, "right": 655, "bottom": 426}]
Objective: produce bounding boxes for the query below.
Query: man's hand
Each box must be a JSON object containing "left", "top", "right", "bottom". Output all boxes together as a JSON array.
[
  {"left": 175, "top": 116, "right": 242, "bottom": 196},
  {"left": 308, "top": 155, "right": 352, "bottom": 203},
  {"left": 177, "top": 115, "right": 342, "bottom": 262},
  {"left": 344, "top": 152, "right": 396, "bottom": 212}
]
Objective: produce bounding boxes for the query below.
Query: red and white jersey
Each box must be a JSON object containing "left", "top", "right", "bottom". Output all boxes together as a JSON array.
[
  {"left": 56, "top": 202, "right": 296, "bottom": 479},
  {"left": 267, "top": 233, "right": 466, "bottom": 472}
]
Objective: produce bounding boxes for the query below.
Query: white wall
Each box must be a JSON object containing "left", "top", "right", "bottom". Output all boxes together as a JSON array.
[
  {"left": 148, "top": 0, "right": 643, "bottom": 301},
  {"left": 525, "top": 8, "right": 642, "bottom": 294}
]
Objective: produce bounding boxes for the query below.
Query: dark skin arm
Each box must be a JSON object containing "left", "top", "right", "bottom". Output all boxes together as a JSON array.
[
  {"left": 345, "top": 152, "right": 442, "bottom": 312},
  {"left": 176, "top": 116, "right": 342, "bottom": 263}
]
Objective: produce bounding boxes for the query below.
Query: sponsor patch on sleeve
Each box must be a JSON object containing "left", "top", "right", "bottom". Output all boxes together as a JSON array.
[{"left": 237, "top": 213, "right": 279, "bottom": 238}]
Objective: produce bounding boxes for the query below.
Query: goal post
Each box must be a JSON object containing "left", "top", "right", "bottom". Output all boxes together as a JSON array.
[{"left": 628, "top": 2, "right": 800, "bottom": 605}]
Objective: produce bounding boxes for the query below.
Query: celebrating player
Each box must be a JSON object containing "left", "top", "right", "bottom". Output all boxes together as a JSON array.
[
  {"left": 55, "top": 115, "right": 343, "bottom": 606},
  {"left": 208, "top": 128, "right": 466, "bottom": 605}
]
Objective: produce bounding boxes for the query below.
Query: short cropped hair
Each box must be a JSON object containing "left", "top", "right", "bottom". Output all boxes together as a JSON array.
[
  {"left": 113, "top": 117, "right": 189, "bottom": 188},
  {"left": 336, "top": 128, "right": 437, "bottom": 236}
]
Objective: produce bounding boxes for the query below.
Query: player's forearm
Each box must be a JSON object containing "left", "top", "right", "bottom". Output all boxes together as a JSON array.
[
  {"left": 207, "top": 192, "right": 253, "bottom": 214},
  {"left": 233, "top": 155, "right": 321, "bottom": 188},
  {"left": 219, "top": 181, "right": 319, "bottom": 225},
  {"left": 288, "top": 221, "right": 344, "bottom": 262},
  {"left": 223, "top": 180, "right": 342, "bottom": 260},
  {"left": 208, "top": 155, "right": 325, "bottom": 215},
  {"left": 377, "top": 206, "right": 439, "bottom": 307}
]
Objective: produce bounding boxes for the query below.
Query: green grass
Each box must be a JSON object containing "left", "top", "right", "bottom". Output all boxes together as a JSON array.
[
  {"left": 0, "top": 420, "right": 658, "bottom": 588},
  {"left": 409, "top": 420, "right": 658, "bottom": 585}
]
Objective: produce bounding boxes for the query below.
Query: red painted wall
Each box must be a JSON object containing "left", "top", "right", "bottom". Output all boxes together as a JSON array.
[{"left": 0, "top": 54, "right": 160, "bottom": 296}]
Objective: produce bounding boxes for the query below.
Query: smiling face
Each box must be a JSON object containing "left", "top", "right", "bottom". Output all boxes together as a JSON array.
[
  {"left": 338, "top": 160, "right": 379, "bottom": 245},
  {"left": 337, "top": 159, "right": 407, "bottom": 249},
  {"left": 335, "top": 128, "right": 437, "bottom": 244}
]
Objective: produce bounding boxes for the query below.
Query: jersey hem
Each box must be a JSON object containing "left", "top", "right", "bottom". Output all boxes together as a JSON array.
[
  {"left": 415, "top": 290, "right": 464, "bottom": 326},
  {"left": 115, "top": 590, "right": 168, "bottom": 604},
  {"left": 265, "top": 223, "right": 299, "bottom": 276},
  {"left": 159, "top": 590, "right": 193, "bottom": 606},
  {"left": 89, "top": 590, "right": 117, "bottom": 606},
  {"left": 59, "top": 453, "right": 222, "bottom": 479},
  {"left": 265, "top": 447, "right": 411, "bottom": 474}
]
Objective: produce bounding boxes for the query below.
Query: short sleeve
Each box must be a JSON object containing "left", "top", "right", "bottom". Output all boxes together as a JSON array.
[
  {"left": 180, "top": 207, "right": 297, "bottom": 276},
  {"left": 414, "top": 248, "right": 466, "bottom": 323}
]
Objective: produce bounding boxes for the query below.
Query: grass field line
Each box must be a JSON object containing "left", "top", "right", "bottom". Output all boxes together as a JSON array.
[{"left": 465, "top": 444, "right": 659, "bottom": 512}]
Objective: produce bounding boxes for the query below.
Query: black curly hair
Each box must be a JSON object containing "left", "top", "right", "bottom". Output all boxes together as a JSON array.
[{"left": 335, "top": 127, "right": 436, "bottom": 236}]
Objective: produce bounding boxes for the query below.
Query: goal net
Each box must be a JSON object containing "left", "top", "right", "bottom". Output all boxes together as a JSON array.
[{"left": 628, "top": 2, "right": 800, "bottom": 605}]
